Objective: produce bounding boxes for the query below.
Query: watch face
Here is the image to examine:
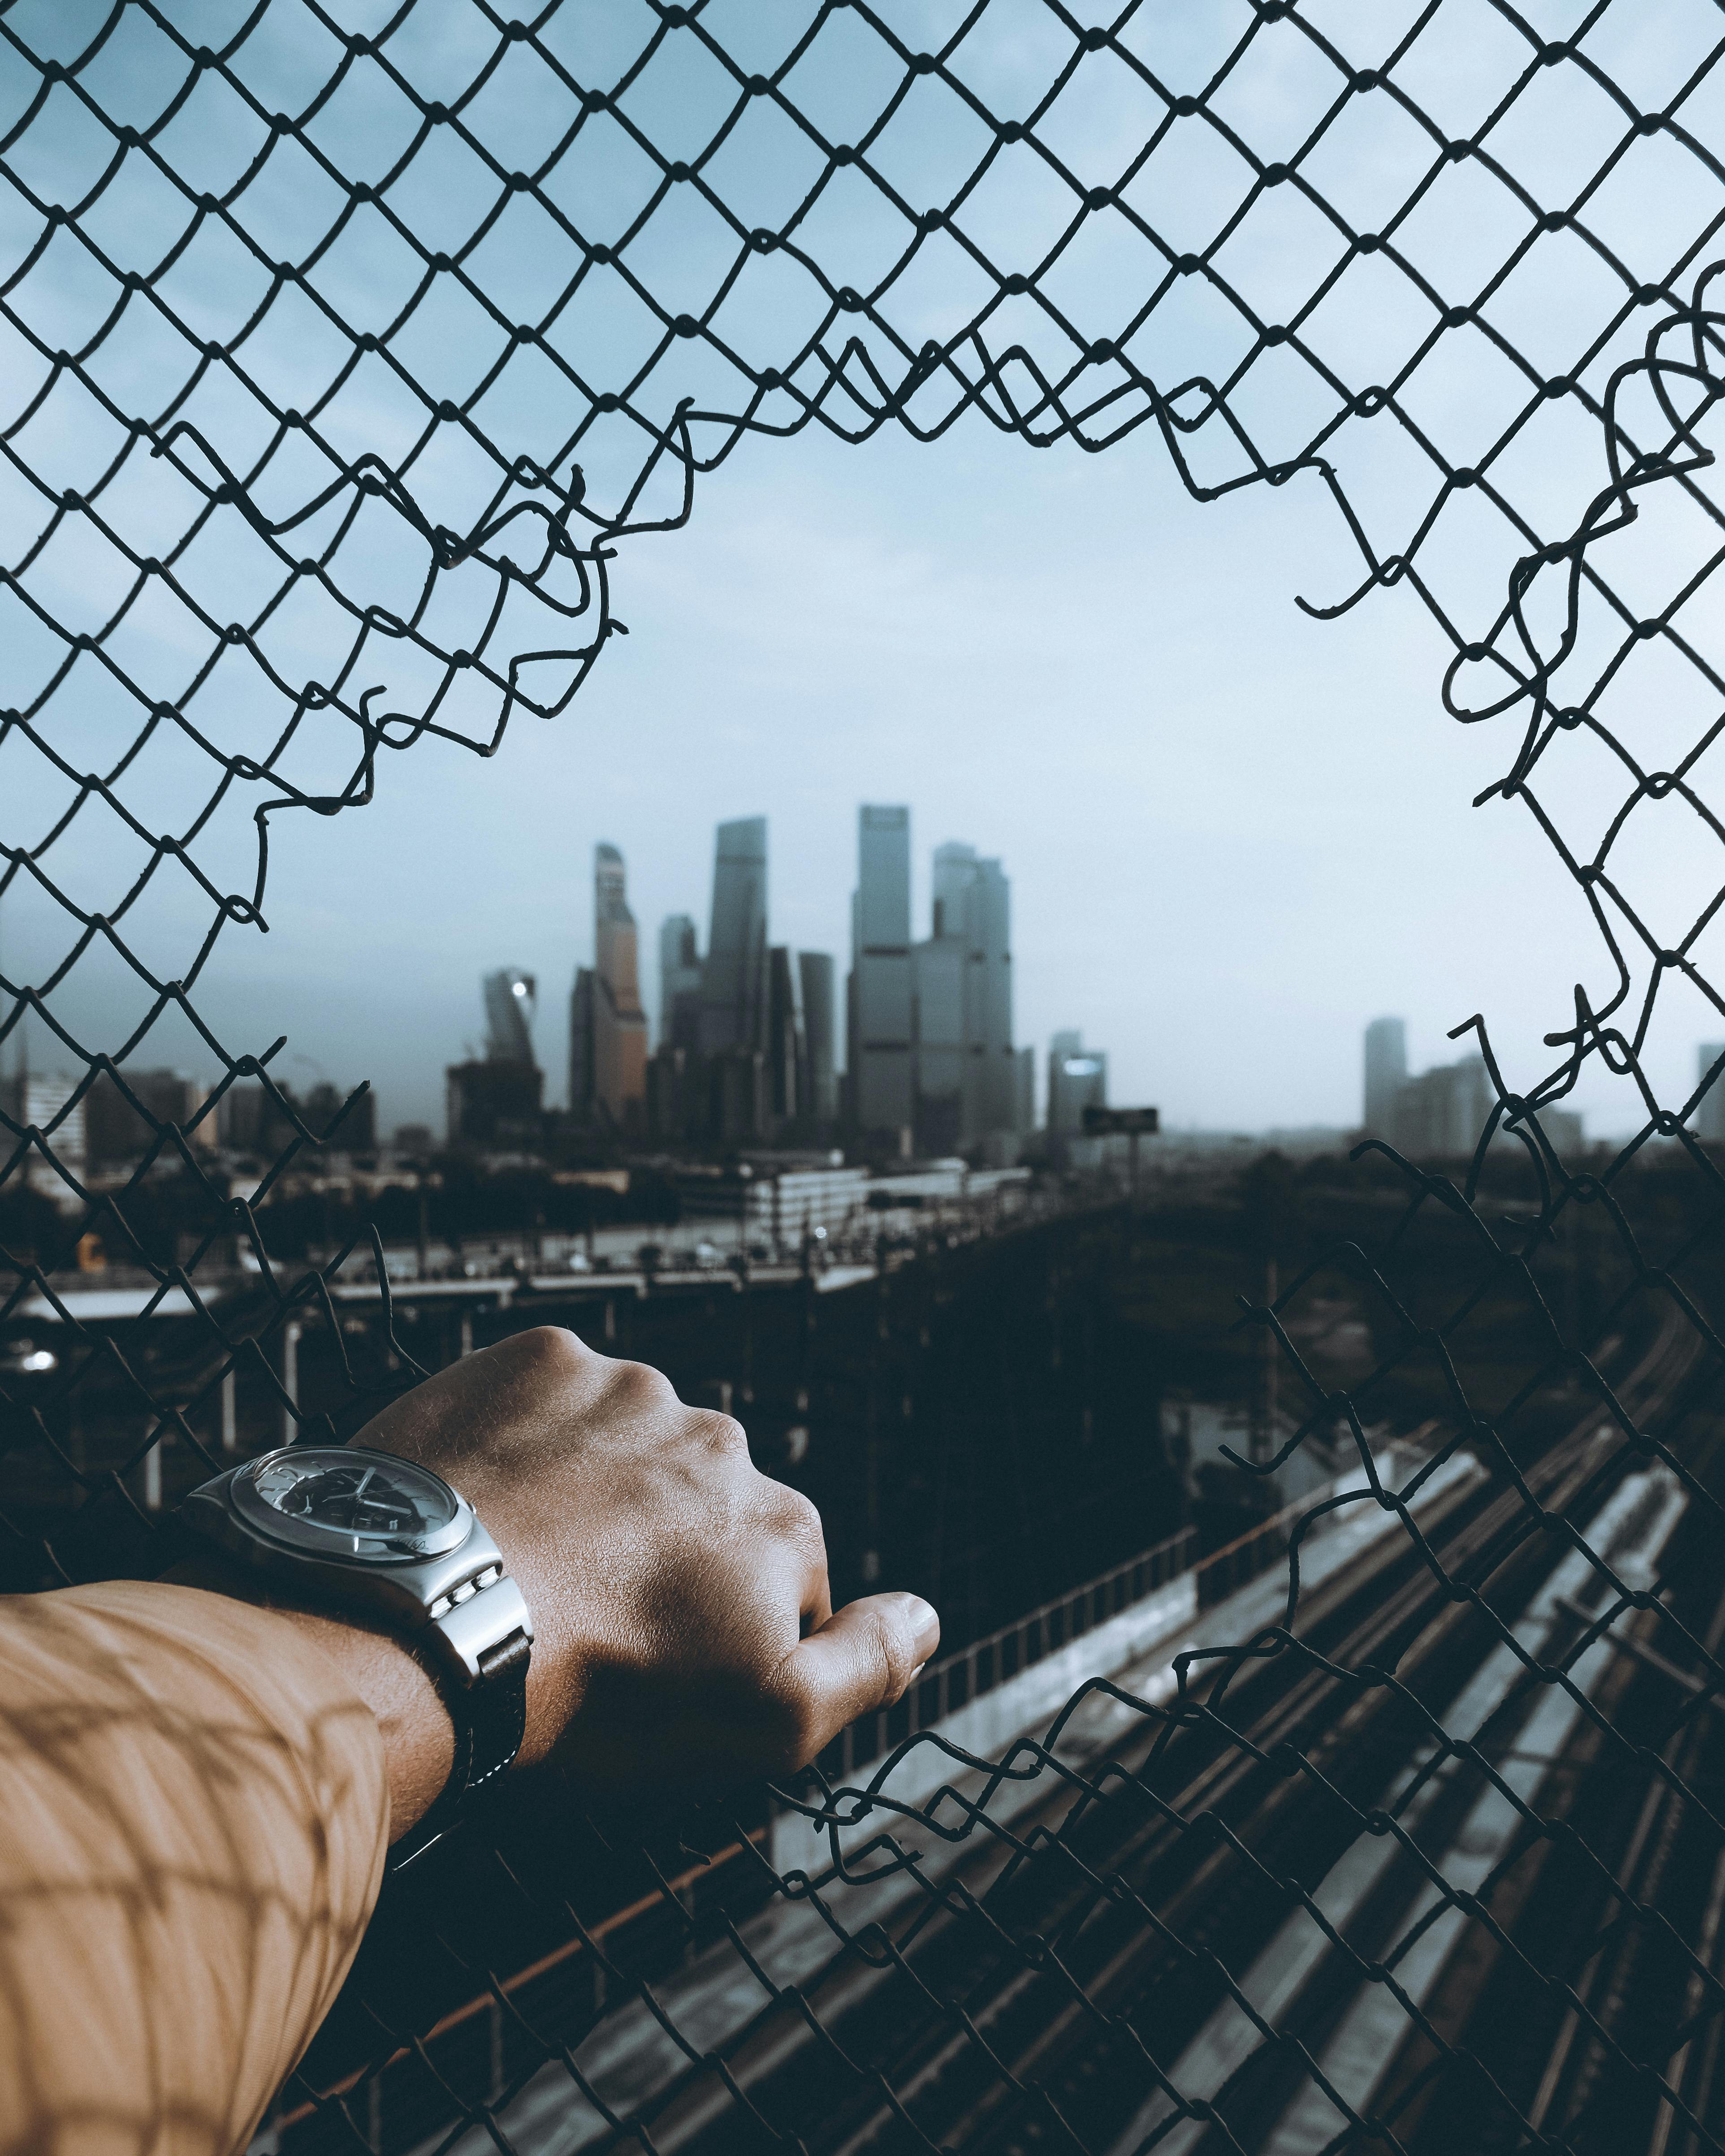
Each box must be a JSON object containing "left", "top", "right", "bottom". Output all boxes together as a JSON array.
[{"left": 233, "top": 1447, "right": 470, "bottom": 1562}]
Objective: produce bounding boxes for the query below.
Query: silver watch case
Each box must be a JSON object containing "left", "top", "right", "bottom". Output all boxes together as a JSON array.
[{"left": 182, "top": 1446, "right": 533, "bottom": 1688}]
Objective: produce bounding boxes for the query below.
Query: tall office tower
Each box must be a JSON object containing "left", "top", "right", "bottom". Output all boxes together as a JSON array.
[
  {"left": 569, "top": 969, "right": 594, "bottom": 1117},
  {"left": 800, "top": 952, "right": 839, "bottom": 1125},
  {"left": 700, "top": 817, "right": 770, "bottom": 1056},
  {"left": 484, "top": 969, "right": 537, "bottom": 1063},
  {"left": 767, "top": 946, "right": 808, "bottom": 1125},
  {"left": 1015, "top": 1044, "right": 1036, "bottom": 1135},
  {"left": 451, "top": 972, "right": 543, "bottom": 1147},
  {"left": 591, "top": 843, "right": 648, "bottom": 1130},
  {"left": 659, "top": 914, "right": 703, "bottom": 1050},
  {"left": 1363, "top": 1016, "right": 1407, "bottom": 1138},
  {"left": 911, "top": 925, "right": 965, "bottom": 1154},
  {"left": 925, "top": 841, "right": 1016, "bottom": 1143},
  {"left": 1699, "top": 1045, "right": 1725, "bottom": 1144},
  {"left": 1048, "top": 1029, "right": 1107, "bottom": 1136},
  {"left": 849, "top": 804, "right": 913, "bottom": 1142}
]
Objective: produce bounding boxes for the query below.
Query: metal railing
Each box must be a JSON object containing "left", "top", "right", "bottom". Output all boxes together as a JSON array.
[{"left": 827, "top": 1437, "right": 1435, "bottom": 1780}]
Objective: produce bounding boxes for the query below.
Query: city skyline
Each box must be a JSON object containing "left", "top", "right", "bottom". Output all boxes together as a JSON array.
[{"left": 9, "top": 417, "right": 1699, "bottom": 1145}]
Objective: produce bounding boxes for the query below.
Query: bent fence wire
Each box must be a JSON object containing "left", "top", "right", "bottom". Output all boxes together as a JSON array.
[{"left": 9, "top": 0, "right": 1725, "bottom": 2147}]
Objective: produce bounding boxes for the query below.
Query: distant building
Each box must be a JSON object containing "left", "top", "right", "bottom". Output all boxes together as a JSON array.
[
  {"left": 1015, "top": 1045, "right": 1036, "bottom": 1136},
  {"left": 1537, "top": 1106, "right": 1585, "bottom": 1157},
  {"left": 676, "top": 817, "right": 771, "bottom": 1146},
  {"left": 446, "top": 1059, "right": 544, "bottom": 1148},
  {"left": 659, "top": 915, "right": 702, "bottom": 1050},
  {"left": 1048, "top": 1030, "right": 1107, "bottom": 1138},
  {"left": 1, "top": 1068, "right": 86, "bottom": 1206},
  {"left": 1391, "top": 1054, "right": 1493, "bottom": 1158},
  {"left": 1699, "top": 1044, "right": 1725, "bottom": 1144},
  {"left": 568, "top": 969, "right": 594, "bottom": 1118},
  {"left": 912, "top": 840, "right": 1017, "bottom": 1152},
  {"left": 646, "top": 1046, "right": 700, "bottom": 1146},
  {"left": 591, "top": 844, "right": 648, "bottom": 1131},
  {"left": 701, "top": 818, "right": 769, "bottom": 1057},
  {"left": 1362, "top": 1017, "right": 1407, "bottom": 1139},
  {"left": 800, "top": 952, "right": 839, "bottom": 1126},
  {"left": 484, "top": 969, "right": 536, "bottom": 1063},
  {"left": 911, "top": 926, "right": 965, "bottom": 1154},
  {"left": 298, "top": 1081, "right": 376, "bottom": 1152},
  {"left": 767, "top": 946, "right": 808, "bottom": 1125},
  {"left": 218, "top": 1081, "right": 272, "bottom": 1153},
  {"left": 451, "top": 968, "right": 543, "bottom": 1147},
  {"left": 708, "top": 1046, "right": 769, "bottom": 1145},
  {"left": 849, "top": 805, "right": 914, "bottom": 1145},
  {"left": 85, "top": 1067, "right": 210, "bottom": 1165}
]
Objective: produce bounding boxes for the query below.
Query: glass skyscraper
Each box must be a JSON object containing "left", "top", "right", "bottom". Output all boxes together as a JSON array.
[
  {"left": 700, "top": 817, "right": 769, "bottom": 1056},
  {"left": 484, "top": 969, "right": 536, "bottom": 1064},
  {"left": 592, "top": 843, "right": 648, "bottom": 1129},
  {"left": 849, "top": 804, "right": 913, "bottom": 1141},
  {"left": 912, "top": 840, "right": 1018, "bottom": 1151},
  {"left": 800, "top": 952, "right": 838, "bottom": 1126},
  {"left": 658, "top": 914, "right": 702, "bottom": 1050}
]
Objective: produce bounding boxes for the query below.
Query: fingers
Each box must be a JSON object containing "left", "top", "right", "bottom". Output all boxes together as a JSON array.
[{"left": 776, "top": 1592, "right": 941, "bottom": 1763}]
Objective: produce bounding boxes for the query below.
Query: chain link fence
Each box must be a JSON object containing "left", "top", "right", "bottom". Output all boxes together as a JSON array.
[{"left": 8, "top": 0, "right": 1725, "bottom": 2148}]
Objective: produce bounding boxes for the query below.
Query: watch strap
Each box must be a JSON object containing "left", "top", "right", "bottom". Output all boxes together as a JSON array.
[{"left": 387, "top": 1620, "right": 531, "bottom": 1871}]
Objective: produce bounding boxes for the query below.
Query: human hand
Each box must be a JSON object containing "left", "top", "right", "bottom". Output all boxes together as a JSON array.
[{"left": 350, "top": 1326, "right": 938, "bottom": 1805}]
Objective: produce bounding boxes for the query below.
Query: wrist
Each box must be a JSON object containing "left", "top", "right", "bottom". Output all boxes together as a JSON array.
[{"left": 162, "top": 1553, "right": 455, "bottom": 1841}]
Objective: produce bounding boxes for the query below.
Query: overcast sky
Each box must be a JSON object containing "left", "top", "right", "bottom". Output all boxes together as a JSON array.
[
  {"left": 138, "top": 404, "right": 1699, "bottom": 1142},
  {"left": 7, "top": 0, "right": 1723, "bottom": 1145}
]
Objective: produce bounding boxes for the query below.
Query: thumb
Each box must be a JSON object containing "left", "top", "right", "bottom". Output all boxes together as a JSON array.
[{"left": 778, "top": 1592, "right": 941, "bottom": 1762}]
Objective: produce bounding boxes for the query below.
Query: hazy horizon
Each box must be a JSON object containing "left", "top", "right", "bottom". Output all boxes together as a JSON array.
[
  {"left": 11, "top": 406, "right": 1697, "bottom": 1146},
  {"left": 9, "top": 2, "right": 1722, "bottom": 1149}
]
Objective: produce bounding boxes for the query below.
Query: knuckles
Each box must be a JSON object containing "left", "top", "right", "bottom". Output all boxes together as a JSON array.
[
  {"left": 693, "top": 1409, "right": 748, "bottom": 1455},
  {"left": 766, "top": 1482, "right": 824, "bottom": 1552},
  {"left": 510, "top": 1324, "right": 594, "bottom": 1380}
]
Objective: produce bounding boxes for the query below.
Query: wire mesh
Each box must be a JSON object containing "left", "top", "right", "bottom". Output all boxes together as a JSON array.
[{"left": 9, "top": 0, "right": 1725, "bottom": 2149}]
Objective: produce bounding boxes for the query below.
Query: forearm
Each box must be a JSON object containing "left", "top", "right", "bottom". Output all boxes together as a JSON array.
[
  {"left": 0, "top": 1581, "right": 391, "bottom": 2156},
  {"left": 165, "top": 1552, "right": 457, "bottom": 1841}
]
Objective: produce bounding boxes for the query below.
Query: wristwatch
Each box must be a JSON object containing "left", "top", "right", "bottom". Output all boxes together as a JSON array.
[{"left": 182, "top": 1445, "right": 533, "bottom": 1867}]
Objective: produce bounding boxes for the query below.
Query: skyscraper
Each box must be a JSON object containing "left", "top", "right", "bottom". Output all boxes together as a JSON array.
[
  {"left": 912, "top": 841, "right": 1017, "bottom": 1153},
  {"left": 659, "top": 914, "right": 702, "bottom": 1050},
  {"left": 451, "top": 971, "right": 542, "bottom": 1146},
  {"left": 1048, "top": 1030, "right": 1107, "bottom": 1136},
  {"left": 800, "top": 952, "right": 839, "bottom": 1126},
  {"left": 767, "top": 946, "right": 808, "bottom": 1124},
  {"left": 911, "top": 925, "right": 966, "bottom": 1154},
  {"left": 1363, "top": 1016, "right": 1407, "bottom": 1139},
  {"left": 592, "top": 843, "right": 648, "bottom": 1129},
  {"left": 849, "top": 804, "right": 913, "bottom": 1142},
  {"left": 484, "top": 969, "right": 536, "bottom": 1063},
  {"left": 569, "top": 970, "right": 594, "bottom": 1117},
  {"left": 700, "top": 817, "right": 769, "bottom": 1056},
  {"left": 1015, "top": 1044, "right": 1036, "bottom": 1135}
]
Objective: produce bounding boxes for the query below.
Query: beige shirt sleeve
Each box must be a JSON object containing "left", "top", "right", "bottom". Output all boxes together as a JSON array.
[{"left": 0, "top": 1580, "right": 389, "bottom": 2156}]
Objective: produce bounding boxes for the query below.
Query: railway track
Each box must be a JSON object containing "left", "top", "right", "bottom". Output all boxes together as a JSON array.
[
  {"left": 638, "top": 1300, "right": 1716, "bottom": 2156},
  {"left": 445, "top": 1301, "right": 1713, "bottom": 2156}
]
